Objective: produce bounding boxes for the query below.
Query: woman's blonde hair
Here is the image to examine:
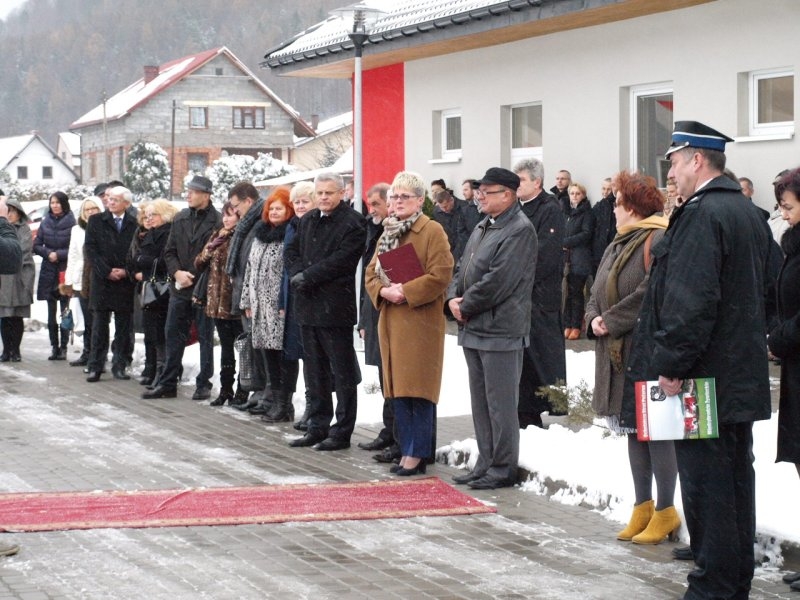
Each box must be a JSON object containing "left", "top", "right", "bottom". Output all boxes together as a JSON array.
[{"left": 147, "top": 199, "right": 180, "bottom": 223}]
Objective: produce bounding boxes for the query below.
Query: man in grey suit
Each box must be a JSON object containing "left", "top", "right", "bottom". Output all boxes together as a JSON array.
[{"left": 446, "top": 168, "right": 538, "bottom": 490}]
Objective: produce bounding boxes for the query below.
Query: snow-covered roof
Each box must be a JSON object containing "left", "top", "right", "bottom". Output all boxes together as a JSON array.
[
  {"left": 0, "top": 134, "right": 36, "bottom": 170},
  {"left": 58, "top": 131, "right": 81, "bottom": 156},
  {"left": 263, "top": 0, "right": 700, "bottom": 74},
  {"left": 71, "top": 47, "right": 315, "bottom": 137},
  {"left": 295, "top": 111, "right": 352, "bottom": 146},
  {"left": 267, "top": 0, "right": 508, "bottom": 62}
]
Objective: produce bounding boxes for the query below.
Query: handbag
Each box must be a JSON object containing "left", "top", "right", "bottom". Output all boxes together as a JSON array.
[
  {"left": 141, "top": 259, "right": 171, "bottom": 308},
  {"left": 60, "top": 306, "right": 74, "bottom": 331},
  {"left": 234, "top": 332, "right": 264, "bottom": 392},
  {"left": 191, "top": 268, "right": 209, "bottom": 307}
]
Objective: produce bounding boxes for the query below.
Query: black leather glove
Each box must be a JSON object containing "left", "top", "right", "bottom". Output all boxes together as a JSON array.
[{"left": 290, "top": 272, "right": 307, "bottom": 291}]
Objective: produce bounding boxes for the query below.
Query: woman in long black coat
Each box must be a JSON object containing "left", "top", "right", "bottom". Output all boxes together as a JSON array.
[
  {"left": 33, "top": 191, "right": 75, "bottom": 360},
  {"left": 562, "top": 183, "right": 595, "bottom": 339},
  {"left": 768, "top": 167, "right": 800, "bottom": 591}
]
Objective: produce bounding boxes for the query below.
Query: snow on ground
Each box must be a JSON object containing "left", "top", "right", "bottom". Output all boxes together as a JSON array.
[{"left": 26, "top": 301, "right": 800, "bottom": 556}]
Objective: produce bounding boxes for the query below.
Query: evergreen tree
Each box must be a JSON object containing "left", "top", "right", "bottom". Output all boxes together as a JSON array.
[
  {"left": 123, "top": 141, "right": 171, "bottom": 200},
  {"left": 203, "top": 152, "right": 293, "bottom": 203}
]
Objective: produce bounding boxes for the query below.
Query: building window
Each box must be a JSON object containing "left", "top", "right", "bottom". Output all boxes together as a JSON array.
[
  {"left": 16, "top": 166, "right": 27, "bottom": 179},
  {"left": 42, "top": 166, "right": 53, "bottom": 179},
  {"left": 187, "top": 153, "right": 209, "bottom": 173},
  {"left": 510, "top": 103, "right": 543, "bottom": 164},
  {"left": 215, "top": 68, "right": 224, "bottom": 76},
  {"left": 630, "top": 84, "right": 673, "bottom": 186},
  {"left": 233, "top": 107, "right": 265, "bottom": 129},
  {"left": 190, "top": 107, "right": 208, "bottom": 129},
  {"left": 749, "top": 68, "right": 794, "bottom": 136},
  {"left": 442, "top": 110, "right": 461, "bottom": 158}
]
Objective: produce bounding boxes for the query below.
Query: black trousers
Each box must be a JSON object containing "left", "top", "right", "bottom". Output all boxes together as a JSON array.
[
  {"left": 215, "top": 318, "right": 243, "bottom": 391},
  {"left": 301, "top": 326, "right": 361, "bottom": 441},
  {"left": 88, "top": 310, "right": 132, "bottom": 371},
  {"left": 564, "top": 273, "right": 588, "bottom": 329},
  {"left": 676, "top": 423, "right": 756, "bottom": 600},
  {"left": 46, "top": 294, "right": 69, "bottom": 348},
  {"left": 0, "top": 317, "right": 24, "bottom": 355}
]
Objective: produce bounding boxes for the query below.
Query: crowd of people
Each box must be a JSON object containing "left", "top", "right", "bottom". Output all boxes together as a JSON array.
[{"left": 0, "top": 118, "right": 798, "bottom": 597}]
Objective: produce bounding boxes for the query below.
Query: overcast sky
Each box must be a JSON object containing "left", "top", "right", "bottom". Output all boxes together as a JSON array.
[{"left": 0, "top": 0, "right": 28, "bottom": 21}]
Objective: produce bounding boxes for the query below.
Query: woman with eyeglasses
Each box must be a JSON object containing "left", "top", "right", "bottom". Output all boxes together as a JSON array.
[
  {"left": 63, "top": 196, "right": 104, "bottom": 367},
  {"left": 129, "top": 199, "right": 178, "bottom": 386},
  {"left": 365, "top": 171, "right": 454, "bottom": 476}
]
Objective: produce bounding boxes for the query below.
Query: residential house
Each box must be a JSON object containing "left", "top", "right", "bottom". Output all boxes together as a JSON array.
[
  {"left": 292, "top": 111, "right": 353, "bottom": 171},
  {"left": 71, "top": 46, "right": 315, "bottom": 197},
  {"left": 263, "top": 0, "right": 797, "bottom": 212},
  {"left": 0, "top": 132, "right": 78, "bottom": 187},
  {"left": 56, "top": 131, "right": 81, "bottom": 177}
]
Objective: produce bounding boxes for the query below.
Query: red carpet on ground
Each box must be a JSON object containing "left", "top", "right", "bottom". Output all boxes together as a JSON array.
[{"left": 0, "top": 477, "right": 495, "bottom": 532}]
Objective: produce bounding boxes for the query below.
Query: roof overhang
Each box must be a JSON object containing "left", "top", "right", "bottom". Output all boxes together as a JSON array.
[{"left": 263, "top": 0, "right": 714, "bottom": 79}]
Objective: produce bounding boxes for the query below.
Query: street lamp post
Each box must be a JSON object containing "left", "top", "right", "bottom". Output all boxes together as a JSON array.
[{"left": 331, "top": 2, "right": 384, "bottom": 216}]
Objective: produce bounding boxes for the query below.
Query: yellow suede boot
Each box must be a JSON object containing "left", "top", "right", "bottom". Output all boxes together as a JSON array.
[
  {"left": 616, "top": 500, "right": 654, "bottom": 541},
  {"left": 632, "top": 506, "right": 681, "bottom": 544}
]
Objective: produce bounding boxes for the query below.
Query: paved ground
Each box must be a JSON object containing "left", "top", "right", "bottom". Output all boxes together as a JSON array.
[{"left": 0, "top": 335, "right": 796, "bottom": 600}]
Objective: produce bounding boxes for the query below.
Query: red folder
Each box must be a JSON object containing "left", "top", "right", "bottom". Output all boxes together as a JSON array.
[{"left": 378, "top": 244, "right": 424, "bottom": 284}]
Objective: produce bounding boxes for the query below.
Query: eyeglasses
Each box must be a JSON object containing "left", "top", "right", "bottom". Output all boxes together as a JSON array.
[
  {"left": 476, "top": 189, "right": 506, "bottom": 197},
  {"left": 388, "top": 194, "right": 419, "bottom": 202}
]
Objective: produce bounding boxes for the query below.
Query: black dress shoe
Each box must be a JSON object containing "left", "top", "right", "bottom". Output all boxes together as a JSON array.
[
  {"left": 248, "top": 402, "right": 269, "bottom": 415},
  {"left": 86, "top": 371, "right": 102, "bottom": 383},
  {"left": 139, "top": 376, "right": 154, "bottom": 387},
  {"left": 452, "top": 472, "right": 481, "bottom": 485},
  {"left": 314, "top": 437, "right": 351, "bottom": 451},
  {"left": 10, "top": 353, "right": 21, "bottom": 362},
  {"left": 142, "top": 386, "right": 177, "bottom": 399},
  {"left": 357, "top": 437, "right": 392, "bottom": 451},
  {"left": 0, "top": 353, "right": 9, "bottom": 362},
  {"left": 289, "top": 431, "right": 327, "bottom": 448},
  {"left": 395, "top": 462, "right": 427, "bottom": 476},
  {"left": 783, "top": 571, "right": 800, "bottom": 584},
  {"left": 671, "top": 546, "right": 694, "bottom": 561},
  {"left": 111, "top": 367, "right": 131, "bottom": 380},
  {"left": 84, "top": 367, "right": 106, "bottom": 374},
  {"left": 69, "top": 357, "right": 88, "bottom": 367},
  {"left": 233, "top": 398, "right": 259, "bottom": 412},
  {"left": 372, "top": 446, "right": 402, "bottom": 463},
  {"left": 467, "top": 476, "right": 516, "bottom": 490},
  {"left": 191, "top": 387, "right": 211, "bottom": 401}
]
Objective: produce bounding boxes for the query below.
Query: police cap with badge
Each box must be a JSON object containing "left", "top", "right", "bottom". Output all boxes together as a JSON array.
[{"left": 664, "top": 120, "right": 734, "bottom": 158}]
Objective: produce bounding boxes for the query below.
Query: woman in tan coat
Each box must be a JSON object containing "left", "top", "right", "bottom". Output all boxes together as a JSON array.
[
  {"left": 585, "top": 171, "right": 678, "bottom": 545},
  {"left": 366, "top": 171, "right": 454, "bottom": 476}
]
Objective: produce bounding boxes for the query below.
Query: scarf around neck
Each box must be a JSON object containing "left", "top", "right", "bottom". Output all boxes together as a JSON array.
[
  {"left": 375, "top": 211, "right": 422, "bottom": 286},
  {"left": 606, "top": 214, "right": 668, "bottom": 372}
]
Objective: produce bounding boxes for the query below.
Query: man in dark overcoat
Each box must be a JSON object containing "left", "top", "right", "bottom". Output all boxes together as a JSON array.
[
  {"left": 285, "top": 172, "right": 366, "bottom": 451},
  {"left": 143, "top": 175, "right": 220, "bottom": 399},
  {"left": 84, "top": 186, "right": 137, "bottom": 382},
  {"left": 513, "top": 158, "right": 567, "bottom": 427},
  {"left": 623, "top": 121, "right": 772, "bottom": 599},
  {"left": 356, "top": 182, "right": 397, "bottom": 455}
]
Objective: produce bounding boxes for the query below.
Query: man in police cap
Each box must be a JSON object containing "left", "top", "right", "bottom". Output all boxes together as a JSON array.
[
  {"left": 446, "top": 167, "right": 537, "bottom": 490},
  {"left": 625, "top": 121, "right": 772, "bottom": 599}
]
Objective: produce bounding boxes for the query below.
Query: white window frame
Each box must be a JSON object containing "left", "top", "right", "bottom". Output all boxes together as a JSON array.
[
  {"left": 749, "top": 67, "right": 794, "bottom": 137},
  {"left": 510, "top": 102, "right": 543, "bottom": 165},
  {"left": 189, "top": 106, "right": 208, "bottom": 129},
  {"left": 629, "top": 83, "right": 673, "bottom": 185},
  {"left": 441, "top": 109, "right": 462, "bottom": 160}
]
